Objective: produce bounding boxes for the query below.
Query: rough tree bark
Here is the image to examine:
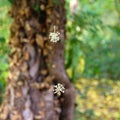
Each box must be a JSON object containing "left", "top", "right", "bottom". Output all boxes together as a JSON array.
[{"left": 0, "top": 0, "right": 75, "bottom": 120}]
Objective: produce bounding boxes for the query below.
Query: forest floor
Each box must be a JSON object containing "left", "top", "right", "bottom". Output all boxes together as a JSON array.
[{"left": 75, "top": 78, "right": 120, "bottom": 120}]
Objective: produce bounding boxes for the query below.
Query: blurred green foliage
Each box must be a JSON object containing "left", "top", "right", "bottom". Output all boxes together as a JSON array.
[
  {"left": 0, "top": 0, "right": 11, "bottom": 104},
  {"left": 75, "top": 78, "right": 120, "bottom": 120},
  {"left": 65, "top": 0, "right": 120, "bottom": 81}
]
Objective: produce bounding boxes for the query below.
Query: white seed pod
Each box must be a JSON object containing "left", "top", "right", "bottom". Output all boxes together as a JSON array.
[
  {"left": 49, "top": 26, "right": 60, "bottom": 43},
  {"left": 53, "top": 83, "right": 65, "bottom": 96}
]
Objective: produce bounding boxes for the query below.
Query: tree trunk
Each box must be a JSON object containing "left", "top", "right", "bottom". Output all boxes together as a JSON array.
[{"left": 0, "top": 0, "right": 75, "bottom": 120}]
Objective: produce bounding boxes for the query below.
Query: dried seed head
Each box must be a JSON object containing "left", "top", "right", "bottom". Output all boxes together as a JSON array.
[{"left": 49, "top": 26, "right": 60, "bottom": 43}]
